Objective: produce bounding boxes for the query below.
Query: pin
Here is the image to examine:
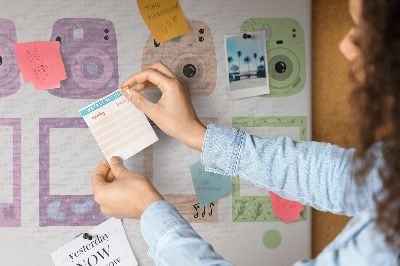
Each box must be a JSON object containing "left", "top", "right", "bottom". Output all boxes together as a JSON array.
[
  {"left": 242, "top": 33, "right": 251, "bottom": 39},
  {"left": 83, "top": 233, "right": 93, "bottom": 240}
]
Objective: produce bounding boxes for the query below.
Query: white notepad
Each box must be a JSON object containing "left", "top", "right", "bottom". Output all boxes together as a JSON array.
[{"left": 79, "top": 90, "right": 158, "bottom": 162}]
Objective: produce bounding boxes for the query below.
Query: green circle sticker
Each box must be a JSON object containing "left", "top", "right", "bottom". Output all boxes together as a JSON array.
[{"left": 263, "top": 229, "right": 281, "bottom": 249}]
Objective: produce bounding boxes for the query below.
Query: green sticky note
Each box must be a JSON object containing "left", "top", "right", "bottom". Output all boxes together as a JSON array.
[{"left": 189, "top": 160, "right": 233, "bottom": 208}]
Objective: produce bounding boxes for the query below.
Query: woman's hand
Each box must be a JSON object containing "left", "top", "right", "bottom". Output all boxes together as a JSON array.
[
  {"left": 120, "top": 61, "right": 206, "bottom": 151},
  {"left": 91, "top": 157, "right": 164, "bottom": 219}
]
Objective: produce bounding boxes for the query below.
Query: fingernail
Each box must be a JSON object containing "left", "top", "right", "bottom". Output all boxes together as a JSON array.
[
  {"left": 121, "top": 85, "right": 130, "bottom": 91},
  {"left": 124, "top": 89, "right": 133, "bottom": 100},
  {"left": 110, "top": 156, "right": 122, "bottom": 165}
]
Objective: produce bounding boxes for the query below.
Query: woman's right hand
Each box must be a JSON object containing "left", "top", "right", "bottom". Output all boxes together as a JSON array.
[{"left": 120, "top": 61, "right": 206, "bottom": 151}]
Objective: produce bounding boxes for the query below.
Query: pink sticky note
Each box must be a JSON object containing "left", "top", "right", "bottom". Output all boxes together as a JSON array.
[
  {"left": 14, "top": 41, "right": 66, "bottom": 90},
  {"left": 269, "top": 191, "right": 304, "bottom": 224}
]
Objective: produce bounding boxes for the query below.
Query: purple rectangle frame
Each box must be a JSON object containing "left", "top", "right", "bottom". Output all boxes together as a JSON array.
[
  {"left": 0, "top": 118, "right": 21, "bottom": 227},
  {"left": 39, "top": 117, "right": 109, "bottom": 227}
]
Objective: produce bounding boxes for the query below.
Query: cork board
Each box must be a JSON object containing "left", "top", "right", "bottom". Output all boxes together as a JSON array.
[
  {"left": 0, "top": 0, "right": 360, "bottom": 263},
  {"left": 312, "top": 0, "right": 353, "bottom": 258},
  {"left": 0, "top": 0, "right": 313, "bottom": 265}
]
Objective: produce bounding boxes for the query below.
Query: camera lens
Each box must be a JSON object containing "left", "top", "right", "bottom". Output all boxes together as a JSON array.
[
  {"left": 183, "top": 64, "right": 196, "bottom": 78},
  {"left": 87, "top": 62, "right": 98, "bottom": 74},
  {"left": 268, "top": 54, "right": 295, "bottom": 84},
  {"left": 275, "top": 61, "right": 286, "bottom": 73}
]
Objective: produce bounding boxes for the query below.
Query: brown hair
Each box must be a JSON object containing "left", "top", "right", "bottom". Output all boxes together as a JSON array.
[{"left": 350, "top": 0, "right": 400, "bottom": 252}]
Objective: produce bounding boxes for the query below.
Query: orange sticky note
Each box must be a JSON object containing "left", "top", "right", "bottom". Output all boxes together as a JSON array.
[
  {"left": 14, "top": 41, "right": 66, "bottom": 90},
  {"left": 137, "top": 0, "right": 191, "bottom": 43},
  {"left": 269, "top": 191, "right": 304, "bottom": 224}
]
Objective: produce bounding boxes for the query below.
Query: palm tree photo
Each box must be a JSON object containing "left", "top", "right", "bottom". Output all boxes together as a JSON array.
[
  {"left": 225, "top": 31, "right": 268, "bottom": 92},
  {"left": 228, "top": 56, "right": 234, "bottom": 73},
  {"left": 253, "top": 53, "right": 258, "bottom": 74},
  {"left": 237, "top": 51, "right": 242, "bottom": 76},
  {"left": 260, "top": 55, "right": 266, "bottom": 71},
  {"left": 258, "top": 55, "right": 266, "bottom": 77},
  {"left": 244, "top": 56, "right": 251, "bottom": 78}
]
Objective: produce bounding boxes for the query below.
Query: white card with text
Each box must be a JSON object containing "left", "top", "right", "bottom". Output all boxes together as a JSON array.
[{"left": 51, "top": 218, "right": 138, "bottom": 266}]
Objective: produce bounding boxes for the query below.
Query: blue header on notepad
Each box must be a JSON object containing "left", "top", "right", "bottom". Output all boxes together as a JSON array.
[{"left": 80, "top": 91, "right": 123, "bottom": 117}]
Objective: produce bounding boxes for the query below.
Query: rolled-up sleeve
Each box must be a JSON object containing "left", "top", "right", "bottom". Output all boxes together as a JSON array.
[
  {"left": 140, "top": 200, "right": 234, "bottom": 265},
  {"left": 201, "top": 124, "right": 383, "bottom": 216}
]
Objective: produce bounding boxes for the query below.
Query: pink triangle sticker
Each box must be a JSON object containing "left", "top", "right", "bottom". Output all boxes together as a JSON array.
[{"left": 269, "top": 191, "right": 304, "bottom": 224}]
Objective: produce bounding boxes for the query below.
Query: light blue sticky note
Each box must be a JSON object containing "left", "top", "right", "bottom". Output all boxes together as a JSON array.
[{"left": 189, "top": 160, "right": 233, "bottom": 208}]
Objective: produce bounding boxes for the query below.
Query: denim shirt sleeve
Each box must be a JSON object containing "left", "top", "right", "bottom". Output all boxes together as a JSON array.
[
  {"left": 201, "top": 124, "right": 383, "bottom": 216},
  {"left": 140, "top": 200, "right": 234, "bottom": 265}
]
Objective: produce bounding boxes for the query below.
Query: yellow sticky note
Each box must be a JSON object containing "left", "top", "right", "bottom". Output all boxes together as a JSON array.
[{"left": 137, "top": 0, "right": 191, "bottom": 43}]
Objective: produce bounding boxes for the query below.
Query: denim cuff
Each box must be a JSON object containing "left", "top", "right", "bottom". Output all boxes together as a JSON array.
[
  {"left": 140, "top": 200, "right": 191, "bottom": 260},
  {"left": 201, "top": 124, "right": 245, "bottom": 177}
]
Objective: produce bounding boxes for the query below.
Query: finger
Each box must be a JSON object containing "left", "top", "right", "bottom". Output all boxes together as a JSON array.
[
  {"left": 91, "top": 159, "right": 111, "bottom": 189},
  {"left": 147, "top": 61, "right": 177, "bottom": 79},
  {"left": 121, "top": 89, "right": 158, "bottom": 117},
  {"left": 105, "top": 169, "right": 116, "bottom": 183},
  {"left": 135, "top": 79, "right": 184, "bottom": 93},
  {"left": 121, "top": 68, "right": 174, "bottom": 94},
  {"left": 135, "top": 60, "right": 181, "bottom": 92},
  {"left": 109, "top": 156, "right": 130, "bottom": 179},
  {"left": 135, "top": 81, "right": 157, "bottom": 92}
]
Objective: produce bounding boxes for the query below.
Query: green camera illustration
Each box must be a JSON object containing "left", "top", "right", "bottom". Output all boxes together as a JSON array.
[{"left": 240, "top": 18, "right": 306, "bottom": 98}]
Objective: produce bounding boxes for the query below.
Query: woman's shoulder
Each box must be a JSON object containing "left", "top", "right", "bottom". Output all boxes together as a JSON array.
[{"left": 322, "top": 209, "right": 399, "bottom": 265}]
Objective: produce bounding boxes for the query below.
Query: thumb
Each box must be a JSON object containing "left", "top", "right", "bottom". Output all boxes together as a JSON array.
[
  {"left": 122, "top": 89, "right": 155, "bottom": 116},
  {"left": 109, "top": 156, "right": 129, "bottom": 178}
]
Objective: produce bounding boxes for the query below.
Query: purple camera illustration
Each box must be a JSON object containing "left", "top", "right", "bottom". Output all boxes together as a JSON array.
[
  {"left": 0, "top": 19, "right": 20, "bottom": 99},
  {"left": 49, "top": 18, "right": 119, "bottom": 99}
]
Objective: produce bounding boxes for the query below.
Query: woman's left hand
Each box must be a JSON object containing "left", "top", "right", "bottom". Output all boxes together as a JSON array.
[{"left": 91, "top": 157, "right": 164, "bottom": 219}]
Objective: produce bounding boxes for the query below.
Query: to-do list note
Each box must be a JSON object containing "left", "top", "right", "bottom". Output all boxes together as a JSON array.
[{"left": 79, "top": 90, "right": 158, "bottom": 162}]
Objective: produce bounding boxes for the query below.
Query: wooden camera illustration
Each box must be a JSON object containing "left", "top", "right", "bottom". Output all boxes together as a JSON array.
[
  {"left": 241, "top": 18, "right": 306, "bottom": 98},
  {"left": 0, "top": 19, "right": 20, "bottom": 99},
  {"left": 49, "top": 18, "right": 119, "bottom": 99},
  {"left": 141, "top": 19, "right": 217, "bottom": 99}
]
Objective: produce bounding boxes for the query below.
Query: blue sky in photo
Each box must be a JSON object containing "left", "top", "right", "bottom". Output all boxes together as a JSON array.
[{"left": 226, "top": 31, "right": 266, "bottom": 73}]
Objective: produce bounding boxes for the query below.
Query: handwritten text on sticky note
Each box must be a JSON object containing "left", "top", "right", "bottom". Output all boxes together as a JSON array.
[
  {"left": 137, "top": 0, "right": 191, "bottom": 43},
  {"left": 190, "top": 160, "right": 233, "bottom": 208},
  {"left": 14, "top": 41, "right": 66, "bottom": 90},
  {"left": 269, "top": 191, "right": 304, "bottom": 224}
]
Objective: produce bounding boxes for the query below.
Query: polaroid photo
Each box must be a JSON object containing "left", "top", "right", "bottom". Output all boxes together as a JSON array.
[{"left": 224, "top": 31, "right": 270, "bottom": 100}]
